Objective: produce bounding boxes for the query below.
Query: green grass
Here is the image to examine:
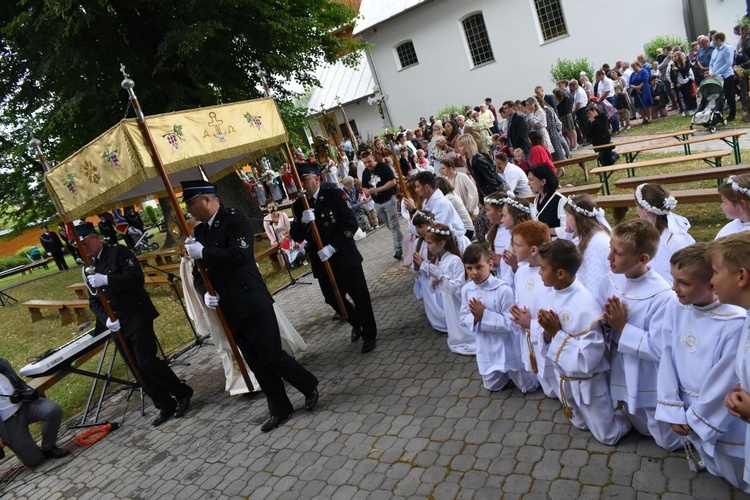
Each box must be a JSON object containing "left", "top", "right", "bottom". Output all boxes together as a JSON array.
[
  {"left": 0, "top": 209, "right": 311, "bottom": 423},
  {"left": 615, "top": 111, "right": 747, "bottom": 137}
]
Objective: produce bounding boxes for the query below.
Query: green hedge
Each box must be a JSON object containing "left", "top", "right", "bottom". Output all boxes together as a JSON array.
[
  {"left": 0, "top": 254, "right": 28, "bottom": 272},
  {"left": 435, "top": 105, "right": 467, "bottom": 121},
  {"left": 549, "top": 58, "right": 595, "bottom": 84},
  {"left": 644, "top": 34, "right": 689, "bottom": 61}
]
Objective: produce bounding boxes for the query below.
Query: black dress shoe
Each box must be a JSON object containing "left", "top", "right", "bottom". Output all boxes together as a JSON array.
[
  {"left": 151, "top": 408, "right": 174, "bottom": 427},
  {"left": 362, "top": 339, "right": 376, "bottom": 353},
  {"left": 305, "top": 387, "right": 319, "bottom": 411},
  {"left": 351, "top": 325, "right": 361, "bottom": 343},
  {"left": 174, "top": 395, "right": 191, "bottom": 418},
  {"left": 260, "top": 413, "right": 292, "bottom": 433},
  {"left": 43, "top": 446, "right": 70, "bottom": 459},
  {"left": 393, "top": 252, "right": 402, "bottom": 260}
]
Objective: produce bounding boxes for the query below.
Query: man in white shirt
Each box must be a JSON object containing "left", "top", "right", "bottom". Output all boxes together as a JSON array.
[
  {"left": 595, "top": 70, "right": 620, "bottom": 133},
  {"left": 495, "top": 153, "right": 531, "bottom": 195},
  {"left": 0, "top": 358, "right": 69, "bottom": 467},
  {"left": 569, "top": 80, "right": 589, "bottom": 144}
]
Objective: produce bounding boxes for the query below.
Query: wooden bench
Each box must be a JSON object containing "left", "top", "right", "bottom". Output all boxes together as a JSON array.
[
  {"left": 613, "top": 163, "right": 750, "bottom": 190},
  {"left": 68, "top": 275, "right": 184, "bottom": 300},
  {"left": 592, "top": 129, "right": 695, "bottom": 151},
  {"left": 143, "top": 263, "right": 181, "bottom": 277},
  {"left": 0, "top": 258, "right": 56, "bottom": 282},
  {"left": 590, "top": 150, "right": 733, "bottom": 194},
  {"left": 521, "top": 183, "right": 603, "bottom": 201},
  {"left": 255, "top": 245, "right": 282, "bottom": 271},
  {"left": 26, "top": 343, "right": 107, "bottom": 397},
  {"left": 617, "top": 129, "right": 748, "bottom": 163},
  {"left": 554, "top": 154, "right": 598, "bottom": 181},
  {"left": 153, "top": 249, "right": 179, "bottom": 266},
  {"left": 596, "top": 187, "right": 720, "bottom": 223},
  {"left": 23, "top": 300, "right": 90, "bottom": 326}
]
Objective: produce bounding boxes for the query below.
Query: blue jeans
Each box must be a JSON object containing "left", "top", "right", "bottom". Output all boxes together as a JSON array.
[{"left": 606, "top": 97, "right": 620, "bottom": 132}]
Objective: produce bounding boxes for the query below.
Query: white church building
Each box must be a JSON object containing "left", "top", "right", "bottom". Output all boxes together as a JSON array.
[{"left": 307, "top": 0, "right": 743, "bottom": 141}]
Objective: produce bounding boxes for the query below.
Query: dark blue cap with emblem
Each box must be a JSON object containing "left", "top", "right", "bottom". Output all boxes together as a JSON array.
[
  {"left": 181, "top": 180, "right": 217, "bottom": 202},
  {"left": 75, "top": 222, "right": 97, "bottom": 238},
  {"left": 296, "top": 162, "right": 320, "bottom": 177}
]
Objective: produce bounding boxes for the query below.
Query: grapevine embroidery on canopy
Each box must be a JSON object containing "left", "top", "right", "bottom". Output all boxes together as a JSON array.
[
  {"left": 101, "top": 147, "right": 120, "bottom": 168},
  {"left": 244, "top": 112, "right": 263, "bottom": 130},
  {"left": 162, "top": 125, "right": 185, "bottom": 149},
  {"left": 65, "top": 173, "right": 77, "bottom": 194}
]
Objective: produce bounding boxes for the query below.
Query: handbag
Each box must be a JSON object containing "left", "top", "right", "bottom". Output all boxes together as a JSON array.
[
  {"left": 598, "top": 148, "right": 620, "bottom": 167},
  {"left": 690, "top": 81, "right": 697, "bottom": 97}
]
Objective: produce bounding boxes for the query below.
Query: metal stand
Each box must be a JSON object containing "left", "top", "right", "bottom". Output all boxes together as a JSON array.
[
  {"left": 259, "top": 218, "right": 312, "bottom": 289},
  {"left": 0, "top": 290, "right": 17, "bottom": 306},
  {"left": 71, "top": 338, "right": 145, "bottom": 428}
]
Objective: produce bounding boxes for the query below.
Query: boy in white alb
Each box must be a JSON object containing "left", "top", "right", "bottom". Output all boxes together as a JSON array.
[
  {"left": 601, "top": 219, "right": 681, "bottom": 451},
  {"left": 537, "top": 239, "right": 632, "bottom": 445},
  {"left": 461, "top": 244, "right": 536, "bottom": 391},
  {"left": 712, "top": 232, "right": 750, "bottom": 488},
  {"left": 656, "top": 243, "right": 748, "bottom": 490},
  {"left": 508, "top": 221, "right": 556, "bottom": 398}
]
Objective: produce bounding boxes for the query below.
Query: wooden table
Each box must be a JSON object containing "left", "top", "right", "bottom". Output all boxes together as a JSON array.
[
  {"left": 614, "top": 163, "right": 750, "bottom": 190},
  {"left": 596, "top": 187, "right": 721, "bottom": 223},
  {"left": 554, "top": 154, "right": 598, "bottom": 181},
  {"left": 590, "top": 150, "right": 732, "bottom": 194},
  {"left": 592, "top": 129, "right": 695, "bottom": 151},
  {"left": 617, "top": 129, "right": 748, "bottom": 164}
]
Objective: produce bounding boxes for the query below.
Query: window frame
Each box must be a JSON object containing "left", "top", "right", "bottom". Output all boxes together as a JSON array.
[
  {"left": 530, "top": 0, "right": 569, "bottom": 45},
  {"left": 393, "top": 40, "right": 419, "bottom": 71},
  {"left": 460, "top": 12, "right": 495, "bottom": 69}
]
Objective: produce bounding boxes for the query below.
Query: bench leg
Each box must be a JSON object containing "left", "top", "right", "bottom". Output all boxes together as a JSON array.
[
  {"left": 73, "top": 308, "right": 88, "bottom": 325},
  {"left": 155, "top": 257, "right": 164, "bottom": 266},
  {"left": 613, "top": 207, "right": 629, "bottom": 224},
  {"left": 75, "top": 290, "right": 86, "bottom": 300},
  {"left": 270, "top": 254, "right": 282, "bottom": 272},
  {"left": 59, "top": 307, "right": 73, "bottom": 326},
  {"left": 578, "top": 162, "right": 589, "bottom": 182},
  {"left": 28, "top": 308, "right": 43, "bottom": 323}
]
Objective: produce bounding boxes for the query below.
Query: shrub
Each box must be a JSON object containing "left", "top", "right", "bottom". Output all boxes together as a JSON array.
[
  {"left": 0, "top": 254, "right": 28, "bottom": 272},
  {"left": 435, "top": 105, "right": 467, "bottom": 121},
  {"left": 144, "top": 205, "right": 160, "bottom": 225},
  {"left": 644, "top": 34, "right": 689, "bottom": 61},
  {"left": 549, "top": 58, "right": 595, "bottom": 84}
]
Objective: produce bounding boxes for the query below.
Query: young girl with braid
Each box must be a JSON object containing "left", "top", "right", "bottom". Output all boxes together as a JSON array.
[
  {"left": 562, "top": 194, "right": 611, "bottom": 292},
  {"left": 411, "top": 210, "right": 444, "bottom": 332},
  {"left": 484, "top": 192, "right": 532, "bottom": 287},
  {"left": 415, "top": 222, "right": 476, "bottom": 355},
  {"left": 716, "top": 174, "right": 750, "bottom": 239}
]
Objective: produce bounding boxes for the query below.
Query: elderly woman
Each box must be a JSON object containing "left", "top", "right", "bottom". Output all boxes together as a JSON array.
[
  {"left": 629, "top": 61, "right": 653, "bottom": 124},
  {"left": 431, "top": 135, "right": 465, "bottom": 175},
  {"left": 263, "top": 200, "right": 291, "bottom": 245},
  {"left": 342, "top": 176, "right": 372, "bottom": 232},
  {"left": 439, "top": 158, "right": 478, "bottom": 216},
  {"left": 521, "top": 97, "right": 555, "bottom": 156}
]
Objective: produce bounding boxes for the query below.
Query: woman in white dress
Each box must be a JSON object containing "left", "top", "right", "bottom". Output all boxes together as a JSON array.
[
  {"left": 562, "top": 195, "right": 611, "bottom": 293},
  {"left": 634, "top": 183, "right": 694, "bottom": 284}
]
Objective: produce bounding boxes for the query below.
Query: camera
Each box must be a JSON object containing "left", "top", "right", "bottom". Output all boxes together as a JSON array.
[{"left": 9, "top": 388, "right": 39, "bottom": 404}]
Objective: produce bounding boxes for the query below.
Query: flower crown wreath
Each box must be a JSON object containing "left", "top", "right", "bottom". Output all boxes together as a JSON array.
[
  {"left": 427, "top": 226, "right": 451, "bottom": 236},
  {"left": 729, "top": 176, "right": 750, "bottom": 197},
  {"left": 566, "top": 197, "right": 601, "bottom": 218},
  {"left": 412, "top": 209, "right": 435, "bottom": 224},
  {"left": 635, "top": 183, "right": 677, "bottom": 215},
  {"left": 485, "top": 196, "right": 532, "bottom": 214}
]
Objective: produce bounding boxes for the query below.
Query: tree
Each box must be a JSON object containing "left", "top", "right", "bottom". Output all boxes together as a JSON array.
[{"left": 0, "top": 0, "right": 362, "bottom": 229}]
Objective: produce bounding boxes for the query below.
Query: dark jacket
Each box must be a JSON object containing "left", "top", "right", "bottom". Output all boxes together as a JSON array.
[
  {"left": 192, "top": 205, "right": 274, "bottom": 327},
  {"left": 39, "top": 231, "right": 64, "bottom": 255},
  {"left": 507, "top": 112, "right": 531, "bottom": 154},
  {"left": 290, "top": 184, "right": 363, "bottom": 279},
  {"left": 88, "top": 244, "right": 159, "bottom": 338},
  {"left": 469, "top": 152, "right": 504, "bottom": 203}
]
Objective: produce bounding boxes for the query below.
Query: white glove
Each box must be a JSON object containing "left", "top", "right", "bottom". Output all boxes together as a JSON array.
[
  {"left": 427, "top": 264, "right": 443, "bottom": 280},
  {"left": 185, "top": 241, "right": 204, "bottom": 260},
  {"left": 47, "top": 252, "right": 52, "bottom": 256},
  {"left": 204, "top": 292, "right": 220, "bottom": 309},
  {"left": 106, "top": 317, "right": 121, "bottom": 332},
  {"left": 317, "top": 244, "right": 336, "bottom": 262},
  {"left": 87, "top": 273, "right": 108, "bottom": 288},
  {"left": 301, "top": 209, "right": 316, "bottom": 224}
]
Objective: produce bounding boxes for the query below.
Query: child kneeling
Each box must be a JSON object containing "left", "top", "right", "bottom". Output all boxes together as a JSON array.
[{"left": 538, "top": 239, "right": 632, "bottom": 445}]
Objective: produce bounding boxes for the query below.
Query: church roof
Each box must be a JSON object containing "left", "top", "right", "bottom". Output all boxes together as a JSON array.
[
  {"left": 306, "top": 52, "right": 374, "bottom": 113},
  {"left": 353, "top": 0, "right": 432, "bottom": 35}
]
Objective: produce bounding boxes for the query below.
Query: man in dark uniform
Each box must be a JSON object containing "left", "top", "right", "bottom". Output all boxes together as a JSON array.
[
  {"left": 182, "top": 180, "right": 319, "bottom": 433},
  {"left": 97, "top": 212, "right": 119, "bottom": 247},
  {"left": 39, "top": 225, "right": 68, "bottom": 271},
  {"left": 289, "top": 163, "right": 378, "bottom": 354},
  {"left": 77, "top": 222, "right": 193, "bottom": 427},
  {"left": 58, "top": 222, "right": 81, "bottom": 262}
]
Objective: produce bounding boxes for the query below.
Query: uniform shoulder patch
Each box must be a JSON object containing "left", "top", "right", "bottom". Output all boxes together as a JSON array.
[{"left": 228, "top": 208, "right": 237, "bottom": 215}]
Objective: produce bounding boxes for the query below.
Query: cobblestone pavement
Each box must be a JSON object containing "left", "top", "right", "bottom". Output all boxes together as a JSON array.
[{"left": 2, "top": 225, "right": 750, "bottom": 499}]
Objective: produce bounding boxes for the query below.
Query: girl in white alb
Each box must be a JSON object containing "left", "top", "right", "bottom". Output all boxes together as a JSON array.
[
  {"left": 562, "top": 195, "right": 611, "bottom": 293},
  {"left": 411, "top": 211, "right": 446, "bottom": 333},
  {"left": 716, "top": 174, "right": 750, "bottom": 240},
  {"left": 634, "top": 183, "right": 694, "bottom": 284},
  {"left": 420, "top": 223, "right": 476, "bottom": 355},
  {"left": 485, "top": 193, "right": 533, "bottom": 289}
]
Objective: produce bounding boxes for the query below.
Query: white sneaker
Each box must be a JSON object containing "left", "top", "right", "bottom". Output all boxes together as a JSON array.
[{"left": 681, "top": 112, "right": 686, "bottom": 117}]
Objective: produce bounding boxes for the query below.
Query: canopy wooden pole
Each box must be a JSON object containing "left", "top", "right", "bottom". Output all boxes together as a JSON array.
[
  {"left": 388, "top": 147, "right": 410, "bottom": 201},
  {"left": 336, "top": 100, "right": 357, "bottom": 148},
  {"left": 120, "top": 74, "right": 255, "bottom": 392},
  {"left": 283, "top": 142, "right": 348, "bottom": 319}
]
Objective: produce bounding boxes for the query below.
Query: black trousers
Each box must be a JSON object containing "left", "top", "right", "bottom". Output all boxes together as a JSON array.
[
  {"left": 722, "top": 76, "right": 737, "bottom": 118},
  {"left": 232, "top": 307, "right": 318, "bottom": 417},
  {"left": 51, "top": 252, "right": 68, "bottom": 271},
  {"left": 316, "top": 263, "right": 377, "bottom": 341},
  {"left": 116, "top": 324, "right": 192, "bottom": 410}
]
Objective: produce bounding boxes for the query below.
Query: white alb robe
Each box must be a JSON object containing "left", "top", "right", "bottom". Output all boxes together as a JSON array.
[
  {"left": 574, "top": 230, "right": 611, "bottom": 293},
  {"left": 461, "top": 275, "right": 537, "bottom": 392},
  {"left": 540, "top": 279, "right": 632, "bottom": 445},
  {"left": 431, "top": 252, "right": 477, "bottom": 355},
  {"left": 415, "top": 244, "right": 447, "bottom": 333},
  {"left": 715, "top": 219, "right": 750, "bottom": 240},
  {"left": 600, "top": 269, "right": 681, "bottom": 451},
  {"left": 491, "top": 226, "right": 514, "bottom": 289},
  {"left": 735, "top": 314, "right": 750, "bottom": 485},
  {"left": 656, "top": 300, "right": 748, "bottom": 490},
  {"left": 514, "top": 264, "right": 557, "bottom": 398},
  {"left": 651, "top": 228, "right": 695, "bottom": 285},
  {"left": 423, "top": 189, "right": 467, "bottom": 239}
]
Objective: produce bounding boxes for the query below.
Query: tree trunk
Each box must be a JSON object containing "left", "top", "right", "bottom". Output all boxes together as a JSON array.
[
  {"left": 215, "top": 171, "right": 263, "bottom": 234},
  {"left": 159, "top": 196, "right": 179, "bottom": 248}
]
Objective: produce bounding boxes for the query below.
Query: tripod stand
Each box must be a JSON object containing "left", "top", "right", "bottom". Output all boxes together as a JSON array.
[{"left": 253, "top": 216, "right": 312, "bottom": 290}]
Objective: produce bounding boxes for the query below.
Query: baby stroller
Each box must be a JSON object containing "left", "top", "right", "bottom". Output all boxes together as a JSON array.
[
  {"left": 132, "top": 224, "right": 160, "bottom": 255},
  {"left": 690, "top": 76, "right": 726, "bottom": 133}
]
